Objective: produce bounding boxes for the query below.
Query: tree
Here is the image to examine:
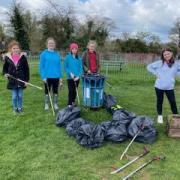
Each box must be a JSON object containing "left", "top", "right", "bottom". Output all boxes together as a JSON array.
[
  {"left": 9, "top": 1, "right": 30, "bottom": 50},
  {"left": 169, "top": 18, "right": 180, "bottom": 48},
  {"left": 0, "top": 24, "right": 5, "bottom": 41},
  {"left": 121, "top": 38, "right": 148, "bottom": 53},
  {"left": 76, "top": 16, "right": 113, "bottom": 48},
  {"left": 23, "top": 11, "right": 42, "bottom": 52}
]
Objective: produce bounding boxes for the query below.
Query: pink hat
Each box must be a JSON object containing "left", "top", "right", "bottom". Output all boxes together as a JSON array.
[{"left": 70, "top": 43, "right": 78, "bottom": 50}]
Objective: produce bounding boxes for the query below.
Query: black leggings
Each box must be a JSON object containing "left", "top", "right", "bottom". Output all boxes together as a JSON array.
[
  {"left": 67, "top": 79, "right": 79, "bottom": 105},
  {"left": 44, "top": 78, "right": 59, "bottom": 94},
  {"left": 155, "top": 87, "right": 178, "bottom": 115}
]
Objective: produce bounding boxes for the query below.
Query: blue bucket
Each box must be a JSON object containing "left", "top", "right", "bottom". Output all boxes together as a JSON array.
[{"left": 82, "top": 74, "right": 106, "bottom": 108}]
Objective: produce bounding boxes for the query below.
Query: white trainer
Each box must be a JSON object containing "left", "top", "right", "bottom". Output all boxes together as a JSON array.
[{"left": 157, "top": 115, "right": 163, "bottom": 124}]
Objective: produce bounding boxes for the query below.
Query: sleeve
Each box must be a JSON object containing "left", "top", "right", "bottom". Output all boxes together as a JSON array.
[
  {"left": 97, "top": 53, "right": 100, "bottom": 72},
  {"left": 82, "top": 51, "right": 88, "bottom": 72},
  {"left": 176, "top": 61, "right": 180, "bottom": 76},
  {"left": 39, "top": 52, "right": 46, "bottom": 80},
  {"left": 77, "top": 58, "right": 83, "bottom": 77},
  {"left": 59, "top": 54, "right": 63, "bottom": 78},
  {"left": 64, "top": 55, "right": 71, "bottom": 75},
  {"left": 2, "top": 57, "right": 9, "bottom": 75},
  {"left": 24, "top": 56, "right": 30, "bottom": 82},
  {"left": 147, "top": 61, "right": 160, "bottom": 76}
]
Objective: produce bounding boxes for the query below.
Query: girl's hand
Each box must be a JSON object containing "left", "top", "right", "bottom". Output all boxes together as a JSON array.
[
  {"left": 87, "top": 70, "right": 91, "bottom": 74},
  {"left": 24, "top": 82, "right": 28, "bottom": 87},
  {"left": 4, "top": 74, "right": 9, "bottom": 78},
  {"left": 74, "top": 77, "right": 79, "bottom": 81},
  {"left": 70, "top": 73, "right": 74, "bottom": 79},
  {"left": 59, "top": 79, "right": 63, "bottom": 87},
  {"left": 43, "top": 79, "right": 47, "bottom": 83}
]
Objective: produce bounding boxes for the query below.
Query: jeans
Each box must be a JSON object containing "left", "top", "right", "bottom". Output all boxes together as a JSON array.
[{"left": 12, "top": 88, "right": 23, "bottom": 110}]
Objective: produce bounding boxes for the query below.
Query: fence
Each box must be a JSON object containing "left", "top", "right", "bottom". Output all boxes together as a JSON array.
[{"left": 0, "top": 53, "right": 161, "bottom": 82}]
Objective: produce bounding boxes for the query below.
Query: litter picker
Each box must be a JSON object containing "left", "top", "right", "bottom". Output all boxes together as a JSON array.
[
  {"left": 74, "top": 80, "right": 80, "bottom": 105},
  {"left": 7, "top": 74, "right": 42, "bottom": 90},
  {"left": 46, "top": 82, "right": 55, "bottom": 116},
  {"left": 120, "top": 124, "right": 145, "bottom": 160},
  {"left": 122, "top": 156, "right": 165, "bottom": 180},
  {"left": 111, "top": 146, "right": 150, "bottom": 174}
]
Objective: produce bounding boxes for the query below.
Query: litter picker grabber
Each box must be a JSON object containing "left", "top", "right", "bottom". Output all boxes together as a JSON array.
[
  {"left": 7, "top": 75, "right": 43, "bottom": 90},
  {"left": 111, "top": 146, "right": 150, "bottom": 174},
  {"left": 120, "top": 124, "right": 145, "bottom": 160},
  {"left": 122, "top": 156, "right": 165, "bottom": 180},
  {"left": 46, "top": 82, "right": 55, "bottom": 116},
  {"left": 74, "top": 80, "right": 80, "bottom": 106},
  {"left": 106, "top": 81, "right": 113, "bottom": 89}
]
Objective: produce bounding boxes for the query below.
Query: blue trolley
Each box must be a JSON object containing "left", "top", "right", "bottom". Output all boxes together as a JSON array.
[{"left": 82, "top": 74, "right": 106, "bottom": 108}]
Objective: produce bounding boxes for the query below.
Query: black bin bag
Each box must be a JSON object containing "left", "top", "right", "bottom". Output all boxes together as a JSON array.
[
  {"left": 56, "top": 107, "right": 81, "bottom": 127},
  {"left": 66, "top": 118, "right": 88, "bottom": 137},
  {"left": 128, "top": 116, "right": 158, "bottom": 144},
  {"left": 101, "top": 120, "right": 127, "bottom": 142},
  {"left": 76, "top": 123, "right": 104, "bottom": 148},
  {"left": 103, "top": 92, "right": 117, "bottom": 112},
  {"left": 112, "top": 109, "right": 136, "bottom": 125}
]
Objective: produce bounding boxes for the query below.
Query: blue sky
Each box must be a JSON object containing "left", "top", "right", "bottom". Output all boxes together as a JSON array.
[{"left": 0, "top": 0, "right": 180, "bottom": 42}]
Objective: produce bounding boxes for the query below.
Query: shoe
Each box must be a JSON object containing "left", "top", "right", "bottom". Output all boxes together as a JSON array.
[
  {"left": 67, "top": 105, "right": 73, "bottom": 110},
  {"left": 45, "top": 103, "right": 49, "bottom": 111},
  {"left": 18, "top": 108, "right": 24, "bottom": 114},
  {"left": 54, "top": 103, "right": 59, "bottom": 111},
  {"left": 53, "top": 94, "right": 59, "bottom": 110},
  {"left": 13, "top": 108, "right": 18, "bottom": 115},
  {"left": 157, "top": 115, "right": 163, "bottom": 124},
  {"left": 44, "top": 95, "right": 49, "bottom": 111},
  {"left": 72, "top": 102, "right": 76, "bottom": 107}
]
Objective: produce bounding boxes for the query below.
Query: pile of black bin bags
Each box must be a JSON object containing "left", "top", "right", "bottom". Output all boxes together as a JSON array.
[{"left": 55, "top": 93, "right": 158, "bottom": 148}]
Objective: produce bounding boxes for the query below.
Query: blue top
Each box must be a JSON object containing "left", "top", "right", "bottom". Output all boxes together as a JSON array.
[
  {"left": 39, "top": 49, "right": 62, "bottom": 80},
  {"left": 64, "top": 53, "right": 83, "bottom": 79},
  {"left": 147, "top": 60, "right": 180, "bottom": 90}
]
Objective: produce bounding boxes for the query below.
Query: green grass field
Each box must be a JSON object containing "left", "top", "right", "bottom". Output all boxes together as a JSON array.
[{"left": 1, "top": 60, "right": 180, "bottom": 180}]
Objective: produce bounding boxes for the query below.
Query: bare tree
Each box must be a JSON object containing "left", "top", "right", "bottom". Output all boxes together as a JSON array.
[{"left": 169, "top": 18, "right": 180, "bottom": 47}]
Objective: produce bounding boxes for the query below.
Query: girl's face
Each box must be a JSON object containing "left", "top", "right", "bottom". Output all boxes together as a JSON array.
[
  {"left": 88, "top": 43, "right": 96, "bottom": 52},
  {"left": 71, "top": 48, "right": 78, "bottom": 55},
  {"left": 11, "top": 45, "right": 20, "bottom": 54},
  {"left": 163, "top": 51, "right": 173, "bottom": 62},
  {"left": 47, "top": 40, "right": 56, "bottom": 50}
]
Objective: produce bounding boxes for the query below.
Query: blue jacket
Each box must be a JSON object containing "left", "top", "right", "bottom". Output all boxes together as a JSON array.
[
  {"left": 147, "top": 60, "right": 180, "bottom": 90},
  {"left": 39, "top": 49, "right": 62, "bottom": 80},
  {"left": 64, "top": 53, "right": 83, "bottom": 79}
]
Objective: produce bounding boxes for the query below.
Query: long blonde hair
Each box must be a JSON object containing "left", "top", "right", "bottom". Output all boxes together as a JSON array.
[
  {"left": 87, "top": 40, "right": 97, "bottom": 49},
  {"left": 8, "top": 40, "right": 21, "bottom": 53}
]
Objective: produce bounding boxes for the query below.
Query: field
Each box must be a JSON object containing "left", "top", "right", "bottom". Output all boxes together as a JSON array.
[{"left": 0, "top": 59, "right": 180, "bottom": 180}]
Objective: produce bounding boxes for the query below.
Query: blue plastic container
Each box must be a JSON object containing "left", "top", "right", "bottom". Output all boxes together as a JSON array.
[{"left": 82, "top": 74, "right": 106, "bottom": 108}]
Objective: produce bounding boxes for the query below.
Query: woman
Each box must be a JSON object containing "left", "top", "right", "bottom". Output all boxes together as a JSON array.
[
  {"left": 3, "top": 40, "right": 29, "bottom": 114},
  {"left": 39, "top": 37, "right": 63, "bottom": 111},
  {"left": 82, "top": 40, "right": 100, "bottom": 74},
  {"left": 64, "top": 43, "right": 83, "bottom": 109},
  {"left": 147, "top": 48, "right": 180, "bottom": 123}
]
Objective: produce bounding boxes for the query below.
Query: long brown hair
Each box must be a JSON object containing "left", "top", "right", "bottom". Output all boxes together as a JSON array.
[{"left": 161, "top": 48, "right": 174, "bottom": 67}]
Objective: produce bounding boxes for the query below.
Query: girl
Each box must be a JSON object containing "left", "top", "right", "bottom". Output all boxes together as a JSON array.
[
  {"left": 82, "top": 40, "right": 100, "bottom": 74},
  {"left": 39, "top": 37, "right": 63, "bottom": 111},
  {"left": 147, "top": 48, "right": 180, "bottom": 123},
  {"left": 64, "top": 43, "right": 83, "bottom": 109},
  {"left": 3, "top": 40, "right": 30, "bottom": 114}
]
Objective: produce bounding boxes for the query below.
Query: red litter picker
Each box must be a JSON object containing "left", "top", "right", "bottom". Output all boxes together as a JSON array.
[
  {"left": 110, "top": 146, "right": 150, "bottom": 174},
  {"left": 122, "top": 156, "right": 165, "bottom": 180}
]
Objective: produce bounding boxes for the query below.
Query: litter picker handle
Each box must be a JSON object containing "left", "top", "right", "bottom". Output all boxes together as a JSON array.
[{"left": 123, "top": 156, "right": 165, "bottom": 180}]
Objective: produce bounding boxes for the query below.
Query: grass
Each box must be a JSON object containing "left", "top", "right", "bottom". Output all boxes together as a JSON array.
[{"left": 0, "top": 59, "right": 180, "bottom": 180}]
